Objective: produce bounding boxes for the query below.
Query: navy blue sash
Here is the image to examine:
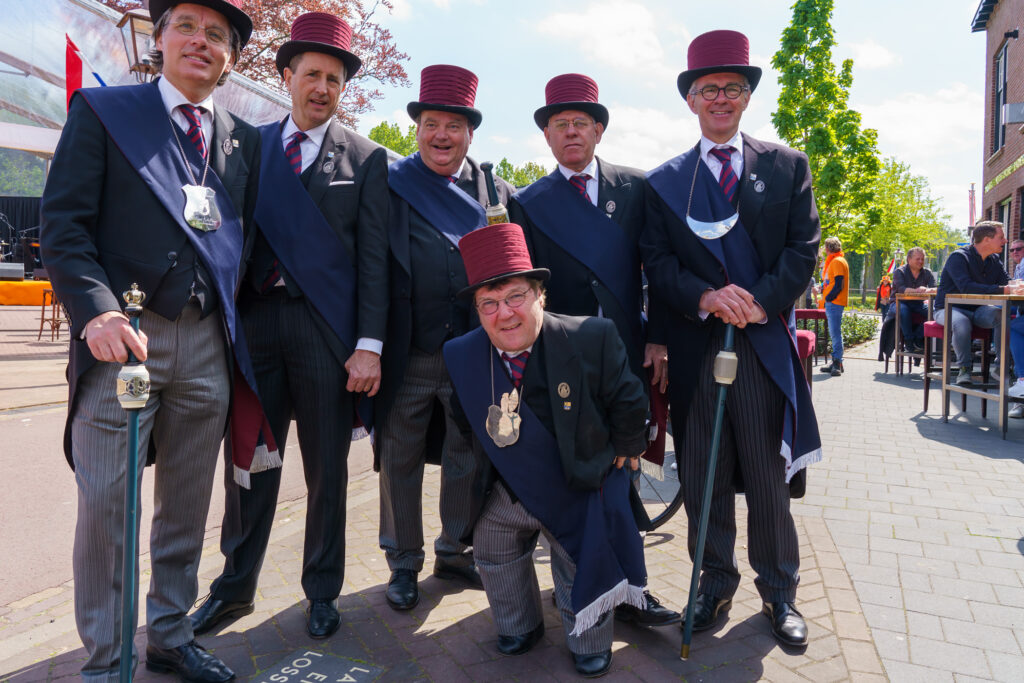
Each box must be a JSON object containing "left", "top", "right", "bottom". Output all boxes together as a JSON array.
[
  {"left": 387, "top": 153, "right": 485, "bottom": 246},
  {"left": 648, "top": 148, "right": 822, "bottom": 475},
  {"left": 254, "top": 122, "right": 357, "bottom": 352},
  {"left": 444, "top": 327, "right": 646, "bottom": 631},
  {"left": 78, "top": 84, "right": 243, "bottom": 342},
  {"left": 513, "top": 172, "right": 642, "bottom": 342}
]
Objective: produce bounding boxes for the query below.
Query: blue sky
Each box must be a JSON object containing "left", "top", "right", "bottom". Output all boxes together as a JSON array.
[{"left": 359, "top": 0, "right": 988, "bottom": 232}]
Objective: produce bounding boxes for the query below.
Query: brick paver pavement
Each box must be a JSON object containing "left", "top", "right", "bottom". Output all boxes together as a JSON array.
[{"left": 1, "top": 323, "right": 1023, "bottom": 681}]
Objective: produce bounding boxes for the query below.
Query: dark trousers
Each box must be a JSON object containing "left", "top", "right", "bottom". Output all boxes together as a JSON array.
[
  {"left": 676, "top": 328, "right": 800, "bottom": 604},
  {"left": 213, "top": 291, "right": 354, "bottom": 602},
  {"left": 899, "top": 300, "right": 927, "bottom": 346}
]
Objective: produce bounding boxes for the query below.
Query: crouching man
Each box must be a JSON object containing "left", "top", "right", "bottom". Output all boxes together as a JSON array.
[{"left": 443, "top": 222, "right": 664, "bottom": 678}]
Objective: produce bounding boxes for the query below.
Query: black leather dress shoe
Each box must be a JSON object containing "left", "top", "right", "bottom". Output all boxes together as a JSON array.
[
  {"left": 189, "top": 596, "right": 255, "bottom": 635},
  {"left": 307, "top": 598, "right": 340, "bottom": 639},
  {"left": 145, "top": 640, "right": 235, "bottom": 682},
  {"left": 614, "top": 590, "right": 681, "bottom": 627},
  {"left": 385, "top": 569, "right": 419, "bottom": 611},
  {"left": 572, "top": 650, "right": 612, "bottom": 678},
  {"left": 433, "top": 561, "right": 484, "bottom": 589},
  {"left": 681, "top": 593, "right": 731, "bottom": 632},
  {"left": 496, "top": 622, "right": 544, "bottom": 656},
  {"left": 763, "top": 602, "right": 808, "bottom": 646}
]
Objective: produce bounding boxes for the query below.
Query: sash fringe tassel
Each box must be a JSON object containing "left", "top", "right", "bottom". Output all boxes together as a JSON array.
[{"left": 569, "top": 581, "right": 646, "bottom": 637}]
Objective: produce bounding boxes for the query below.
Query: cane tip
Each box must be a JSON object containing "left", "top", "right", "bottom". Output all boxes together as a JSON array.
[{"left": 680, "top": 644, "right": 690, "bottom": 659}]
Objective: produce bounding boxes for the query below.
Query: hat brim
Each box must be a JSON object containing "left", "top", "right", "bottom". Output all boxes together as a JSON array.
[
  {"left": 677, "top": 65, "right": 762, "bottom": 98},
  {"left": 149, "top": 0, "right": 253, "bottom": 48},
  {"left": 457, "top": 268, "right": 551, "bottom": 300},
  {"left": 407, "top": 102, "right": 483, "bottom": 130},
  {"left": 275, "top": 41, "right": 362, "bottom": 81},
  {"left": 533, "top": 102, "right": 609, "bottom": 130}
]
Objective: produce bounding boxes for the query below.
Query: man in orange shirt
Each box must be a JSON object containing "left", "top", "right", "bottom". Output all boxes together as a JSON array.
[{"left": 820, "top": 236, "right": 849, "bottom": 376}]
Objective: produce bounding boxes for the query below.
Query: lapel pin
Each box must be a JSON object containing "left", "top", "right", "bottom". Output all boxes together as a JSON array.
[
  {"left": 557, "top": 382, "right": 570, "bottom": 398},
  {"left": 749, "top": 173, "right": 757, "bottom": 181},
  {"left": 754, "top": 180, "right": 766, "bottom": 193},
  {"left": 221, "top": 138, "right": 233, "bottom": 155},
  {"left": 604, "top": 200, "right": 616, "bottom": 214},
  {"left": 563, "top": 401, "right": 572, "bottom": 411},
  {"left": 322, "top": 161, "right": 335, "bottom": 174}
]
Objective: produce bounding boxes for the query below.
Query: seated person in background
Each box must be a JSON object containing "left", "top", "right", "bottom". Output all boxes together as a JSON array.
[
  {"left": 934, "top": 221, "right": 1024, "bottom": 386},
  {"left": 1005, "top": 240, "right": 1024, "bottom": 417},
  {"left": 892, "top": 247, "right": 936, "bottom": 353}
]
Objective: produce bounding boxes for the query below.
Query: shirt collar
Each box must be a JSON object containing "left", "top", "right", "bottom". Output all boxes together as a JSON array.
[
  {"left": 699, "top": 131, "right": 743, "bottom": 161},
  {"left": 557, "top": 157, "right": 599, "bottom": 183},
  {"left": 157, "top": 76, "right": 215, "bottom": 118},
  {"left": 283, "top": 115, "right": 332, "bottom": 149},
  {"left": 499, "top": 344, "right": 534, "bottom": 358}
]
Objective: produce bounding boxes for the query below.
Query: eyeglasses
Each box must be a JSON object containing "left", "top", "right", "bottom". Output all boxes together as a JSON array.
[
  {"left": 1011, "top": 247, "right": 1024, "bottom": 253},
  {"left": 475, "top": 288, "right": 534, "bottom": 315},
  {"left": 550, "top": 118, "right": 593, "bottom": 133},
  {"left": 689, "top": 84, "right": 750, "bottom": 101},
  {"left": 171, "top": 20, "right": 229, "bottom": 47}
]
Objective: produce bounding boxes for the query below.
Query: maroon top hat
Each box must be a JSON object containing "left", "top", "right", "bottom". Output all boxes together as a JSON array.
[
  {"left": 457, "top": 223, "right": 550, "bottom": 298},
  {"left": 275, "top": 12, "right": 362, "bottom": 81},
  {"left": 676, "top": 30, "right": 762, "bottom": 98},
  {"left": 407, "top": 64, "right": 483, "bottom": 130},
  {"left": 148, "top": 0, "right": 253, "bottom": 48},
  {"left": 533, "top": 73, "right": 609, "bottom": 130}
]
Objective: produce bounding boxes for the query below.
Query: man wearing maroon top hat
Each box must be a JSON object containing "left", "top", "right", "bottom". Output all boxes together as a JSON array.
[
  {"left": 444, "top": 221, "right": 649, "bottom": 677},
  {"left": 507, "top": 73, "right": 677, "bottom": 629},
  {"left": 189, "top": 12, "right": 390, "bottom": 641},
  {"left": 40, "top": 0, "right": 259, "bottom": 679},
  {"left": 640, "top": 30, "right": 822, "bottom": 646},
  {"left": 375, "top": 64, "right": 516, "bottom": 611}
]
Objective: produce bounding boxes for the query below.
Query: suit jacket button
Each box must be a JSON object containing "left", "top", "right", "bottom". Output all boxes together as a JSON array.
[
  {"left": 167, "top": 251, "right": 177, "bottom": 267},
  {"left": 592, "top": 279, "right": 600, "bottom": 287}
]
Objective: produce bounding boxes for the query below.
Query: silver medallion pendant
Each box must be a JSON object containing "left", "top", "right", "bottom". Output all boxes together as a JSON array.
[
  {"left": 182, "top": 184, "right": 221, "bottom": 231},
  {"left": 485, "top": 389, "right": 521, "bottom": 447}
]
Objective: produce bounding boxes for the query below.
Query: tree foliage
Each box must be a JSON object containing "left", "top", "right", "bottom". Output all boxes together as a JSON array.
[
  {"left": 494, "top": 158, "right": 549, "bottom": 188},
  {"left": 98, "top": 0, "right": 410, "bottom": 129},
  {"left": 867, "top": 157, "right": 958, "bottom": 259},
  {"left": 0, "top": 149, "right": 46, "bottom": 197},
  {"left": 772, "top": 0, "right": 881, "bottom": 251},
  {"left": 368, "top": 121, "right": 417, "bottom": 156}
]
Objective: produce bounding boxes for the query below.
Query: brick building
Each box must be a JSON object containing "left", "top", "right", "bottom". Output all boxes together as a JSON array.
[{"left": 973, "top": 0, "right": 1024, "bottom": 252}]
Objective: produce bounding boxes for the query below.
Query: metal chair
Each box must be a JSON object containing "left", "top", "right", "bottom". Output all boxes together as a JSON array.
[{"left": 38, "top": 289, "right": 69, "bottom": 341}]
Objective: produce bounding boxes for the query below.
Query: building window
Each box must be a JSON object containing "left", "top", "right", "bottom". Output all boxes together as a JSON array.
[{"left": 994, "top": 43, "right": 1008, "bottom": 152}]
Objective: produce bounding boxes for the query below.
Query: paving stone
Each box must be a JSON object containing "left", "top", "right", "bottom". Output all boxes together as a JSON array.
[
  {"left": 869, "top": 629, "right": 909, "bottom": 661},
  {"left": 906, "top": 612, "right": 943, "bottom": 640},
  {"left": 852, "top": 580, "right": 903, "bottom": 607},
  {"left": 881, "top": 659, "right": 955, "bottom": 682},
  {"left": 908, "top": 635, "right": 993, "bottom": 678},
  {"left": 841, "top": 638, "right": 885, "bottom": 674}
]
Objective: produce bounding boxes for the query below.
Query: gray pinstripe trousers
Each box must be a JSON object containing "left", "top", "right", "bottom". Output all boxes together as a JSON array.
[
  {"left": 474, "top": 482, "right": 613, "bottom": 655},
  {"left": 677, "top": 327, "right": 800, "bottom": 604},
  {"left": 71, "top": 304, "right": 229, "bottom": 681},
  {"left": 377, "top": 347, "right": 475, "bottom": 572}
]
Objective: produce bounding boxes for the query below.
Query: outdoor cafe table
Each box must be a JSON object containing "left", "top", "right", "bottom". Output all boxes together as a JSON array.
[
  {"left": 941, "top": 293, "right": 1024, "bottom": 438},
  {"left": 893, "top": 291, "right": 935, "bottom": 375}
]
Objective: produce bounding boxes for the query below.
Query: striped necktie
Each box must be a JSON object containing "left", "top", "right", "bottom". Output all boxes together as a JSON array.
[
  {"left": 568, "top": 173, "right": 592, "bottom": 200},
  {"left": 710, "top": 147, "right": 738, "bottom": 205},
  {"left": 179, "top": 104, "right": 207, "bottom": 160},
  {"left": 502, "top": 351, "right": 530, "bottom": 388},
  {"left": 285, "top": 131, "right": 308, "bottom": 175}
]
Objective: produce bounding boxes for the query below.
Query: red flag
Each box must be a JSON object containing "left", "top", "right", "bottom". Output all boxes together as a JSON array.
[{"left": 65, "top": 35, "right": 82, "bottom": 111}]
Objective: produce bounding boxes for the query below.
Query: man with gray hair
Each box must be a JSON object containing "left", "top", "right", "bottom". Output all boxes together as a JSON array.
[
  {"left": 892, "top": 246, "right": 936, "bottom": 353},
  {"left": 40, "top": 0, "right": 258, "bottom": 679},
  {"left": 934, "top": 221, "right": 1024, "bottom": 386}
]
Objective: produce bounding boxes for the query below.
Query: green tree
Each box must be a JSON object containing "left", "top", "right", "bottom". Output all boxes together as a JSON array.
[
  {"left": 0, "top": 149, "right": 46, "bottom": 197},
  {"left": 868, "top": 158, "right": 956, "bottom": 259},
  {"left": 772, "top": 0, "right": 881, "bottom": 251},
  {"left": 494, "top": 157, "right": 549, "bottom": 188},
  {"left": 368, "top": 121, "right": 417, "bottom": 156}
]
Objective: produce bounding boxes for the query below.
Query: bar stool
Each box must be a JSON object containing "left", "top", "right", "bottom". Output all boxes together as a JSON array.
[
  {"left": 922, "top": 320, "right": 991, "bottom": 415},
  {"left": 38, "top": 289, "right": 69, "bottom": 341},
  {"left": 796, "top": 329, "right": 816, "bottom": 396},
  {"left": 795, "top": 308, "right": 827, "bottom": 365}
]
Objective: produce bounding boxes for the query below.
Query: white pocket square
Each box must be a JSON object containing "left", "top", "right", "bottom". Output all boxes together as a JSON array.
[{"left": 329, "top": 180, "right": 355, "bottom": 186}]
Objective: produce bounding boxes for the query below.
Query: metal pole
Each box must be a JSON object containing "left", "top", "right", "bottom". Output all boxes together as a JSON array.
[
  {"left": 681, "top": 323, "right": 737, "bottom": 660},
  {"left": 116, "top": 284, "right": 148, "bottom": 681}
]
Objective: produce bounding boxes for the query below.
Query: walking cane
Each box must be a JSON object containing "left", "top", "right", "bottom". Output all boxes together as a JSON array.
[
  {"left": 115, "top": 284, "right": 149, "bottom": 681},
  {"left": 680, "top": 323, "right": 736, "bottom": 659}
]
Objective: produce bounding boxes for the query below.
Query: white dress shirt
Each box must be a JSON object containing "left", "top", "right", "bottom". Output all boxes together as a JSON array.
[
  {"left": 557, "top": 158, "right": 599, "bottom": 206},
  {"left": 158, "top": 76, "right": 215, "bottom": 157},
  {"left": 282, "top": 116, "right": 332, "bottom": 173}
]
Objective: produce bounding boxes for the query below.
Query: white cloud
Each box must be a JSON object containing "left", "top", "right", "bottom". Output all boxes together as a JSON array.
[
  {"left": 595, "top": 104, "right": 700, "bottom": 170},
  {"left": 535, "top": 2, "right": 678, "bottom": 85},
  {"left": 856, "top": 83, "right": 983, "bottom": 229},
  {"left": 846, "top": 39, "right": 901, "bottom": 69}
]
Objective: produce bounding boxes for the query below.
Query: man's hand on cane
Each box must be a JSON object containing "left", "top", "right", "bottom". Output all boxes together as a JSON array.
[{"left": 85, "top": 311, "right": 148, "bottom": 363}]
